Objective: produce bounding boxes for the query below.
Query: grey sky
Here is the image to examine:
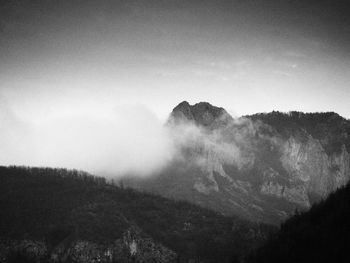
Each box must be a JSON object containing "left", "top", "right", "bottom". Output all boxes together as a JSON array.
[{"left": 1, "top": 0, "right": 350, "bottom": 120}]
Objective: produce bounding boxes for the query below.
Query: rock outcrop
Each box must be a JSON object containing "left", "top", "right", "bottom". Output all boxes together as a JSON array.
[
  {"left": 169, "top": 101, "right": 233, "bottom": 128},
  {"left": 124, "top": 102, "right": 350, "bottom": 224}
]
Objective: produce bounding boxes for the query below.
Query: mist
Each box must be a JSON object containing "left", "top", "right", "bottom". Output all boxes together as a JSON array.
[
  {"left": 0, "top": 96, "right": 280, "bottom": 178},
  {"left": 167, "top": 116, "right": 269, "bottom": 175},
  {"left": 0, "top": 102, "right": 175, "bottom": 177}
]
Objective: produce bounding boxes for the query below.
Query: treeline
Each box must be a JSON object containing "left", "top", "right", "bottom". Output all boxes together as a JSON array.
[
  {"left": 0, "top": 166, "right": 273, "bottom": 263},
  {"left": 248, "top": 111, "right": 350, "bottom": 154},
  {"left": 247, "top": 182, "right": 350, "bottom": 263}
]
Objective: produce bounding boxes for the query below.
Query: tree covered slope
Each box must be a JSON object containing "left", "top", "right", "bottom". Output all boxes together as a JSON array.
[
  {"left": 0, "top": 166, "right": 272, "bottom": 263},
  {"left": 247, "top": 181, "right": 350, "bottom": 263}
]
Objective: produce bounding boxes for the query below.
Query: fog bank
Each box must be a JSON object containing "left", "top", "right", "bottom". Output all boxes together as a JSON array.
[
  {"left": 0, "top": 98, "right": 277, "bottom": 178},
  {"left": 0, "top": 103, "right": 174, "bottom": 177}
]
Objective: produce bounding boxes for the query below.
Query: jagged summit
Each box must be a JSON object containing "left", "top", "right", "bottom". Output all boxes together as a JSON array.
[{"left": 169, "top": 101, "right": 233, "bottom": 127}]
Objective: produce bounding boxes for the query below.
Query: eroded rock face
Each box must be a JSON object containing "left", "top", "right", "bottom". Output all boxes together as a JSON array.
[
  {"left": 168, "top": 104, "right": 350, "bottom": 223},
  {"left": 329, "top": 145, "right": 350, "bottom": 188},
  {"left": 169, "top": 101, "right": 233, "bottom": 128},
  {"left": 281, "top": 136, "right": 350, "bottom": 200},
  {"left": 260, "top": 181, "right": 310, "bottom": 207},
  {"left": 125, "top": 102, "right": 350, "bottom": 224}
]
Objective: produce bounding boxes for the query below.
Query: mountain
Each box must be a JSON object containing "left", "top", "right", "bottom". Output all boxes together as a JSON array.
[
  {"left": 168, "top": 101, "right": 233, "bottom": 128},
  {"left": 0, "top": 166, "right": 272, "bottom": 263},
  {"left": 247, "top": 181, "right": 350, "bottom": 263},
  {"left": 123, "top": 102, "right": 350, "bottom": 224}
]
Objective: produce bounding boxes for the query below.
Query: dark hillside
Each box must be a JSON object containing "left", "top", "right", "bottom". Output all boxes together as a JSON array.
[
  {"left": 247, "top": 182, "right": 350, "bottom": 263},
  {"left": 0, "top": 166, "right": 273, "bottom": 263}
]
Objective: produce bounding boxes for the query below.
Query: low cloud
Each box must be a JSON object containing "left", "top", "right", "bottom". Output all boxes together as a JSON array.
[
  {"left": 0, "top": 103, "right": 175, "bottom": 177},
  {"left": 167, "top": 117, "right": 267, "bottom": 172},
  {"left": 0, "top": 100, "right": 280, "bottom": 178}
]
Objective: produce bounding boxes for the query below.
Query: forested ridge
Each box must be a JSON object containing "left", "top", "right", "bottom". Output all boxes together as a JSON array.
[
  {"left": 3, "top": 161, "right": 349, "bottom": 263},
  {"left": 248, "top": 111, "right": 350, "bottom": 154},
  {"left": 247, "top": 181, "right": 350, "bottom": 263},
  {"left": 0, "top": 166, "right": 273, "bottom": 262}
]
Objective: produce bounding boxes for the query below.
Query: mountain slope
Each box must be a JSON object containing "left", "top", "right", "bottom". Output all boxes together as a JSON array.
[
  {"left": 0, "top": 166, "right": 272, "bottom": 263},
  {"left": 248, "top": 111, "right": 350, "bottom": 153},
  {"left": 123, "top": 102, "right": 350, "bottom": 224},
  {"left": 247, "top": 181, "right": 350, "bottom": 263}
]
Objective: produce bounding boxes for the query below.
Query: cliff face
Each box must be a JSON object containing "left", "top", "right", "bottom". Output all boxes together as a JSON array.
[
  {"left": 125, "top": 102, "right": 350, "bottom": 225},
  {"left": 281, "top": 136, "right": 350, "bottom": 200},
  {"left": 168, "top": 101, "right": 233, "bottom": 128}
]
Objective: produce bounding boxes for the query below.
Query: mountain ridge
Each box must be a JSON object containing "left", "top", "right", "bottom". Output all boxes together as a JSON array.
[
  {"left": 0, "top": 166, "right": 272, "bottom": 263},
  {"left": 123, "top": 101, "right": 350, "bottom": 225}
]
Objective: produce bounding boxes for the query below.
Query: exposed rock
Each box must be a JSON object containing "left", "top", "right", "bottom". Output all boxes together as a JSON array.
[
  {"left": 260, "top": 181, "right": 310, "bottom": 207},
  {"left": 193, "top": 179, "right": 219, "bottom": 194},
  {"left": 260, "top": 181, "right": 284, "bottom": 198},
  {"left": 169, "top": 101, "right": 233, "bottom": 128},
  {"left": 330, "top": 145, "right": 350, "bottom": 188},
  {"left": 281, "top": 136, "right": 350, "bottom": 200},
  {"left": 125, "top": 102, "right": 350, "bottom": 224}
]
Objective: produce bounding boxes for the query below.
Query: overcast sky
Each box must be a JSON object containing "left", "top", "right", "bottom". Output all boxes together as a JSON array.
[{"left": 1, "top": 0, "right": 350, "bottom": 121}]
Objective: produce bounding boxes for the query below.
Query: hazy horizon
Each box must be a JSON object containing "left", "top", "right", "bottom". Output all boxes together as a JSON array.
[
  {"left": 1, "top": 0, "right": 349, "bottom": 173},
  {"left": 1, "top": 0, "right": 350, "bottom": 121}
]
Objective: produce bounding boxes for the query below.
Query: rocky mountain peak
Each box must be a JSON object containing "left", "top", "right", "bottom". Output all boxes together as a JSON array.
[
  {"left": 169, "top": 101, "right": 233, "bottom": 127},
  {"left": 126, "top": 103, "right": 350, "bottom": 224}
]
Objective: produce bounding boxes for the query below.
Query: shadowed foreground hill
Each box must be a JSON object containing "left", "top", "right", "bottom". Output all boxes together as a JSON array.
[
  {"left": 0, "top": 166, "right": 273, "bottom": 263},
  {"left": 247, "top": 182, "right": 350, "bottom": 263}
]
